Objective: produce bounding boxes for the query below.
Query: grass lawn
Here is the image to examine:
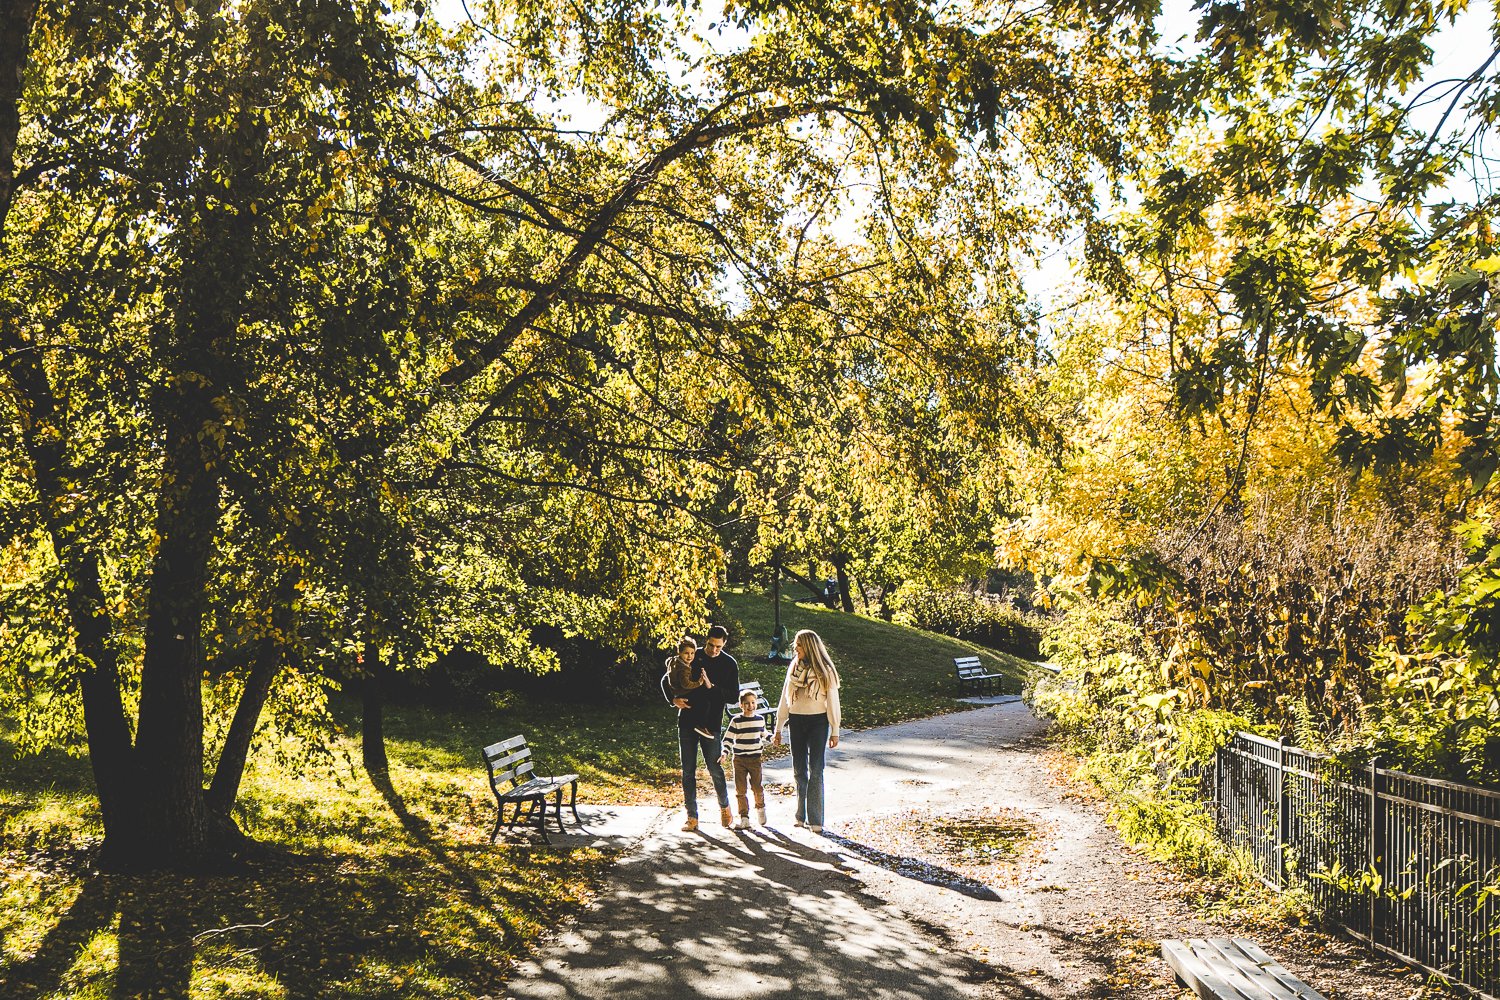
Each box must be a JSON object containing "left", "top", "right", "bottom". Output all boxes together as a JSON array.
[
  {"left": 0, "top": 591, "right": 1037, "bottom": 998},
  {"left": 718, "top": 588, "right": 1032, "bottom": 730}
]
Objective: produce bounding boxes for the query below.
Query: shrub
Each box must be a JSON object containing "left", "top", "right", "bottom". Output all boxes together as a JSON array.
[
  {"left": 1032, "top": 594, "right": 1260, "bottom": 876},
  {"left": 1097, "top": 489, "right": 1463, "bottom": 739},
  {"left": 891, "top": 587, "right": 1046, "bottom": 659}
]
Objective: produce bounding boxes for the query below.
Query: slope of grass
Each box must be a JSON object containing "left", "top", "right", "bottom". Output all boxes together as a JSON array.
[
  {"left": 0, "top": 593, "right": 1039, "bottom": 998},
  {"left": 719, "top": 589, "right": 1034, "bottom": 730}
]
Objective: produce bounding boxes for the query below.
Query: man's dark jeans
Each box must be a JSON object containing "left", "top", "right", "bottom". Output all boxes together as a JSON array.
[{"left": 678, "top": 723, "right": 728, "bottom": 819}]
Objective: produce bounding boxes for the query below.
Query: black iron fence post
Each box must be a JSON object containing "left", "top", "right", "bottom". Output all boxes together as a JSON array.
[
  {"left": 1368, "top": 755, "right": 1381, "bottom": 948},
  {"left": 1213, "top": 744, "right": 1222, "bottom": 832},
  {"left": 1277, "top": 738, "right": 1289, "bottom": 889}
]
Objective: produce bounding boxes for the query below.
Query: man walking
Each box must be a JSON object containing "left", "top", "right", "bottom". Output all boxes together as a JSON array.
[{"left": 663, "top": 624, "right": 740, "bottom": 830}]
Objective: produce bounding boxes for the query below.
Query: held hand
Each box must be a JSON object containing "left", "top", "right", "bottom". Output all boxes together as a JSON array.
[
  {"left": 672, "top": 697, "right": 690, "bottom": 709},
  {"left": 718, "top": 754, "right": 727, "bottom": 765},
  {"left": 828, "top": 733, "right": 839, "bottom": 749},
  {"left": 771, "top": 730, "right": 782, "bottom": 747},
  {"left": 702, "top": 675, "right": 713, "bottom": 688}
]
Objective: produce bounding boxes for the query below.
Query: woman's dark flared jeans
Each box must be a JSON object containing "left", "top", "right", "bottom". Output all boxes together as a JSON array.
[{"left": 788, "top": 712, "right": 829, "bottom": 827}]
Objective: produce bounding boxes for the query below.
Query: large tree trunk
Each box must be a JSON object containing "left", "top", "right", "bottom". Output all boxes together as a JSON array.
[
  {"left": 115, "top": 403, "right": 222, "bottom": 871},
  {"left": 361, "top": 638, "right": 389, "bottom": 775},
  {"left": 0, "top": 0, "right": 38, "bottom": 231},
  {"left": 830, "top": 554, "right": 856, "bottom": 613}
]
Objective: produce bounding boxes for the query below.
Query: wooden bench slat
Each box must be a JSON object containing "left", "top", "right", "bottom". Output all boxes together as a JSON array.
[
  {"left": 490, "top": 762, "right": 536, "bottom": 787},
  {"left": 500, "top": 775, "right": 576, "bottom": 799},
  {"left": 1188, "top": 940, "right": 1270, "bottom": 999},
  {"left": 1163, "top": 941, "right": 1258, "bottom": 1000},
  {"left": 1204, "top": 939, "right": 1302, "bottom": 1000},
  {"left": 483, "top": 734, "right": 529, "bottom": 759},
  {"left": 1164, "top": 939, "right": 1324, "bottom": 1000},
  {"left": 1228, "top": 940, "right": 1327, "bottom": 1000},
  {"left": 487, "top": 747, "right": 533, "bottom": 771}
]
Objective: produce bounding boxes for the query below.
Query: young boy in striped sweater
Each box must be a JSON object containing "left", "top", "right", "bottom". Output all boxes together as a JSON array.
[{"left": 719, "top": 689, "right": 770, "bottom": 829}]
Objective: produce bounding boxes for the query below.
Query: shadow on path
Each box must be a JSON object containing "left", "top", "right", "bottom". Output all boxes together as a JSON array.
[
  {"left": 507, "top": 821, "right": 1018, "bottom": 1000},
  {"left": 819, "top": 832, "right": 1002, "bottom": 901}
]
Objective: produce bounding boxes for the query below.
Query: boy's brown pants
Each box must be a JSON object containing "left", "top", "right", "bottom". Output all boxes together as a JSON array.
[{"left": 732, "top": 754, "right": 764, "bottom": 816}]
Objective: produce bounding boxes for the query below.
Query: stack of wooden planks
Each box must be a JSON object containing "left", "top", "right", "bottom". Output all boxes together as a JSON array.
[{"left": 1161, "top": 938, "right": 1327, "bottom": 1000}]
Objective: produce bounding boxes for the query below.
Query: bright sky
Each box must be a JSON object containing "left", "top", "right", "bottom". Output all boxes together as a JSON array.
[
  {"left": 1024, "top": 0, "right": 1500, "bottom": 302},
  {"left": 432, "top": 0, "right": 1500, "bottom": 304}
]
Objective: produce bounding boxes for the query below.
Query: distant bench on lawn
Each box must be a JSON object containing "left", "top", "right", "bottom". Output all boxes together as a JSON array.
[{"left": 953, "top": 655, "right": 1005, "bottom": 695}]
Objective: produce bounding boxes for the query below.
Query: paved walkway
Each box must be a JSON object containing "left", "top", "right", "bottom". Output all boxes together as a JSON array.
[
  {"left": 505, "top": 703, "right": 1415, "bottom": 999},
  {"left": 503, "top": 708, "right": 1037, "bottom": 1000}
]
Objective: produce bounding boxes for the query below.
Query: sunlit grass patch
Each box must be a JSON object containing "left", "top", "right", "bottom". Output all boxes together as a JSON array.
[
  {"left": 0, "top": 709, "right": 618, "bottom": 999},
  {"left": 721, "top": 589, "right": 1033, "bottom": 730}
]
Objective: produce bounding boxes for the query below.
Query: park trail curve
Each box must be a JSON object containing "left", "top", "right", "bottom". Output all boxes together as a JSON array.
[{"left": 502, "top": 702, "right": 1437, "bottom": 1000}]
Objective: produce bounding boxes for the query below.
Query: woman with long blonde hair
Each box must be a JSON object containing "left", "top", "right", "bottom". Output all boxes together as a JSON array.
[{"left": 772, "top": 629, "right": 841, "bottom": 832}]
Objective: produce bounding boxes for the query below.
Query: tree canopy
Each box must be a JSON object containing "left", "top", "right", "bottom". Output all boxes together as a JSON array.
[{"left": 0, "top": 0, "right": 1165, "bottom": 869}]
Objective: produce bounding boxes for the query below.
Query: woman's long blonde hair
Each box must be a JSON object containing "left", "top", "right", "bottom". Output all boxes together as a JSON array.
[{"left": 790, "top": 629, "right": 839, "bottom": 698}]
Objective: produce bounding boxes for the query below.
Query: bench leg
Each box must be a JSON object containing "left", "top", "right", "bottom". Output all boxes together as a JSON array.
[
  {"left": 489, "top": 802, "right": 504, "bottom": 843},
  {"left": 534, "top": 795, "right": 551, "bottom": 843},
  {"left": 568, "top": 780, "right": 580, "bottom": 824},
  {"left": 509, "top": 799, "right": 537, "bottom": 830},
  {"left": 550, "top": 788, "right": 566, "bottom": 834}
]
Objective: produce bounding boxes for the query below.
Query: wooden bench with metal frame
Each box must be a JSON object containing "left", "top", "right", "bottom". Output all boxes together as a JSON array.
[
  {"left": 953, "top": 655, "right": 1005, "bottom": 695},
  {"left": 724, "top": 680, "right": 774, "bottom": 729},
  {"left": 1162, "top": 937, "right": 1327, "bottom": 1000},
  {"left": 482, "top": 734, "right": 580, "bottom": 843}
]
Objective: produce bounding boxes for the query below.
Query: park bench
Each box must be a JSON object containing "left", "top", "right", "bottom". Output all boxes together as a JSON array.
[
  {"left": 725, "top": 680, "right": 775, "bottom": 730},
  {"left": 482, "top": 734, "right": 580, "bottom": 843},
  {"left": 1162, "top": 938, "right": 1327, "bottom": 1000},
  {"left": 954, "top": 655, "right": 1005, "bottom": 695}
]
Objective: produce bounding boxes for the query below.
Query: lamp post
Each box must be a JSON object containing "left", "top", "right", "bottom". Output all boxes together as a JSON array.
[{"left": 768, "top": 557, "right": 790, "bottom": 662}]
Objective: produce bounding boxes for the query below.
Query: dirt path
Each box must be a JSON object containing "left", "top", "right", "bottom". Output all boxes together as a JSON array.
[{"left": 505, "top": 703, "right": 1439, "bottom": 999}]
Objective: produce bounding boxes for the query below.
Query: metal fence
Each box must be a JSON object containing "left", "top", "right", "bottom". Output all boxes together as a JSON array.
[{"left": 1214, "top": 732, "right": 1500, "bottom": 998}]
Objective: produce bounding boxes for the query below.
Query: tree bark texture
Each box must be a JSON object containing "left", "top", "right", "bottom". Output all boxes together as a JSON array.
[
  {"left": 128, "top": 403, "right": 220, "bottom": 869},
  {"left": 361, "top": 639, "right": 389, "bottom": 775},
  {"left": 0, "top": 0, "right": 38, "bottom": 232},
  {"left": 831, "top": 554, "right": 856, "bottom": 613}
]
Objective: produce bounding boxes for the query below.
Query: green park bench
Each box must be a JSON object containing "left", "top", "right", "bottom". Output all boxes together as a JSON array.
[{"left": 482, "top": 734, "right": 580, "bottom": 843}]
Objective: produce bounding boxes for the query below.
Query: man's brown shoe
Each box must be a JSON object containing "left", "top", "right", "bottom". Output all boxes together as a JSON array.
[
  {"left": 720, "top": 807, "right": 733, "bottom": 827},
  {"left": 681, "top": 817, "right": 698, "bottom": 832}
]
